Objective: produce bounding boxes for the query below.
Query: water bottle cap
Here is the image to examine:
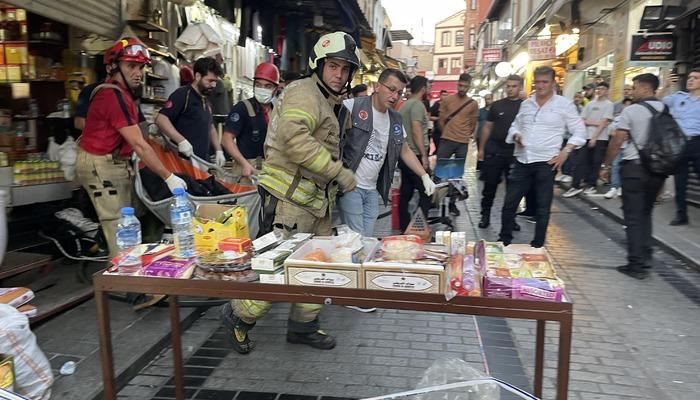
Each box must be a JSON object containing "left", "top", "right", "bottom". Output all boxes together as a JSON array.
[
  {"left": 172, "top": 187, "right": 185, "bottom": 196},
  {"left": 121, "top": 207, "right": 135, "bottom": 215}
]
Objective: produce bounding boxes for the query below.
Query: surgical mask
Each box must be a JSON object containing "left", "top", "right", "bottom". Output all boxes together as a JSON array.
[{"left": 254, "top": 87, "right": 275, "bottom": 104}]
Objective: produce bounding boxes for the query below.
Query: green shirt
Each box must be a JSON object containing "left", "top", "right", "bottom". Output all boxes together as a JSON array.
[{"left": 399, "top": 98, "right": 429, "bottom": 155}]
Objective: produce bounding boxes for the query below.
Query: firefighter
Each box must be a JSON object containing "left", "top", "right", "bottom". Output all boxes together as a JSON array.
[
  {"left": 220, "top": 32, "right": 360, "bottom": 354},
  {"left": 222, "top": 62, "right": 280, "bottom": 179},
  {"left": 76, "top": 38, "right": 186, "bottom": 256}
]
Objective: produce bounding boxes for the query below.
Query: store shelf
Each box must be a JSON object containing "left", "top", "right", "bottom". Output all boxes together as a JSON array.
[
  {"left": 0, "top": 251, "right": 52, "bottom": 280},
  {"left": 128, "top": 19, "right": 169, "bottom": 33},
  {"left": 146, "top": 72, "right": 168, "bottom": 80},
  {"left": 147, "top": 47, "right": 173, "bottom": 59},
  {"left": 28, "top": 39, "right": 64, "bottom": 47}
]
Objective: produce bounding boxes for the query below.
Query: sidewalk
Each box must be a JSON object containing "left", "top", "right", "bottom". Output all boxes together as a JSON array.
[{"left": 560, "top": 186, "right": 700, "bottom": 271}]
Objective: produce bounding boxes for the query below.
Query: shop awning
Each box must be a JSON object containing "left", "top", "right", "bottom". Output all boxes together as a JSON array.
[{"left": 430, "top": 81, "right": 458, "bottom": 93}]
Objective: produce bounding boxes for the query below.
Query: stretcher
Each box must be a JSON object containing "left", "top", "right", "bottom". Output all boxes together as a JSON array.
[{"left": 134, "top": 137, "right": 261, "bottom": 238}]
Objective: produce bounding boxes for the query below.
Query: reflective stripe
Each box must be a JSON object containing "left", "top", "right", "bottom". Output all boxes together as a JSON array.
[
  {"left": 282, "top": 108, "right": 317, "bottom": 132},
  {"left": 259, "top": 166, "right": 326, "bottom": 210},
  {"left": 307, "top": 148, "right": 331, "bottom": 173}
]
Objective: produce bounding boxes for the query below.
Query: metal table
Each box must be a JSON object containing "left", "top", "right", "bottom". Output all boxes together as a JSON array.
[{"left": 93, "top": 274, "right": 573, "bottom": 400}]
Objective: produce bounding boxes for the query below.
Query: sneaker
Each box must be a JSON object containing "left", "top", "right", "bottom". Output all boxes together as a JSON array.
[
  {"left": 560, "top": 175, "right": 573, "bottom": 183},
  {"left": 554, "top": 174, "right": 565, "bottom": 182},
  {"left": 604, "top": 187, "right": 618, "bottom": 199},
  {"left": 345, "top": 306, "right": 377, "bottom": 313},
  {"left": 616, "top": 265, "right": 649, "bottom": 280},
  {"left": 583, "top": 187, "right": 597, "bottom": 195},
  {"left": 448, "top": 203, "right": 461, "bottom": 216},
  {"left": 617, "top": 188, "right": 622, "bottom": 197},
  {"left": 220, "top": 303, "right": 255, "bottom": 354},
  {"left": 287, "top": 330, "right": 336, "bottom": 350},
  {"left": 562, "top": 188, "right": 583, "bottom": 198}
]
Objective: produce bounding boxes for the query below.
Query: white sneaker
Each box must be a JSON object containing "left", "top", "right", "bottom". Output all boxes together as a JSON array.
[
  {"left": 345, "top": 306, "right": 377, "bottom": 313},
  {"left": 604, "top": 187, "right": 618, "bottom": 199},
  {"left": 561, "top": 175, "right": 573, "bottom": 183},
  {"left": 555, "top": 174, "right": 565, "bottom": 182},
  {"left": 583, "top": 187, "right": 597, "bottom": 195},
  {"left": 562, "top": 188, "right": 583, "bottom": 198},
  {"left": 617, "top": 188, "right": 622, "bottom": 197}
]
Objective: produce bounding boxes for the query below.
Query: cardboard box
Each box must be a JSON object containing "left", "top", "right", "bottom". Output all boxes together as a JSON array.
[
  {"left": 362, "top": 261, "right": 445, "bottom": 294},
  {"left": 193, "top": 204, "right": 249, "bottom": 251},
  {"left": 284, "top": 237, "right": 378, "bottom": 289}
]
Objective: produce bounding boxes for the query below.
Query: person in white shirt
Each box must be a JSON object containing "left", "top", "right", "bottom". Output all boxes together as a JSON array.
[{"left": 498, "top": 66, "right": 587, "bottom": 248}]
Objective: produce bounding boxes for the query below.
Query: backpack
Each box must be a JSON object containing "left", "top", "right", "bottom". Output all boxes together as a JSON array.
[{"left": 628, "top": 101, "right": 686, "bottom": 176}]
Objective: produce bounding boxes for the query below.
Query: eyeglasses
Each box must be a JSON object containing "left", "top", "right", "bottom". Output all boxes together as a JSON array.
[{"left": 380, "top": 82, "right": 404, "bottom": 97}]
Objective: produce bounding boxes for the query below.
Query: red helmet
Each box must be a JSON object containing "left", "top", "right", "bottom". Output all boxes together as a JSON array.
[
  {"left": 104, "top": 37, "right": 151, "bottom": 65},
  {"left": 254, "top": 63, "right": 280, "bottom": 85}
]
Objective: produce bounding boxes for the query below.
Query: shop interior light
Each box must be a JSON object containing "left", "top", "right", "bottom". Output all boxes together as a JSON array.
[
  {"left": 556, "top": 33, "right": 579, "bottom": 56},
  {"left": 494, "top": 61, "right": 513, "bottom": 78},
  {"left": 511, "top": 52, "right": 530, "bottom": 72},
  {"left": 572, "top": 27, "right": 580, "bottom": 34}
]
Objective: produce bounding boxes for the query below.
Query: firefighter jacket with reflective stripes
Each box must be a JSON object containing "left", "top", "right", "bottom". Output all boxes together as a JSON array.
[
  {"left": 258, "top": 74, "right": 347, "bottom": 218},
  {"left": 341, "top": 95, "right": 405, "bottom": 206}
]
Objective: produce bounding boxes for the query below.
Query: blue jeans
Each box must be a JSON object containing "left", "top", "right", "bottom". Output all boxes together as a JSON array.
[
  {"left": 338, "top": 187, "right": 380, "bottom": 237},
  {"left": 610, "top": 153, "right": 622, "bottom": 189}
]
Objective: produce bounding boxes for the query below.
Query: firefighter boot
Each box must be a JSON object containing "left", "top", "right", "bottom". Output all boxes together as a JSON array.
[
  {"left": 286, "top": 330, "right": 337, "bottom": 350},
  {"left": 220, "top": 302, "right": 256, "bottom": 354}
]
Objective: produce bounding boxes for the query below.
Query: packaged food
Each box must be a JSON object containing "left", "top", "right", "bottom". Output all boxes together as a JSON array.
[
  {"left": 0, "top": 287, "right": 34, "bottom": 308},
  {"left": 445, "top": 254, "right": 481, "bottom": 300},
  {"left": 252, "top": 249, "right": 292, "bottom": 271},
  {"left": 194, "top": 267, "right": 259, "bottom": 282},
  {"left": 252, "top": 230, "right": 284, "bottom": 252},
  {"left": 142, "top": 256, "right": 197, "bottom": 278},
  {"left": 524, "top": 261, "right": 556, "bottom": 279},
  {"left": 303, "top": 248, "right": 330, "bottom": 262},
  {"left": 381, "top": 235, "right": 423, "bottom": 261},
  {"left": 196, "top": 250, "right": 252, "bottom": 271},
  {"left": 512, "top": 278, "right": 564, "bottom": 302},
  {"left": 218, "top": 237, "right": 252, "bottom": 253},
  {"left": 522, "top": 253, "right": 548, "bottom": 262}
]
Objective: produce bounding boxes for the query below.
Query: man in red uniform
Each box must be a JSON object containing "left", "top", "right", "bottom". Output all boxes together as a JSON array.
[{"left": 76, "top": 38, "right": 187, "bottom": 256}]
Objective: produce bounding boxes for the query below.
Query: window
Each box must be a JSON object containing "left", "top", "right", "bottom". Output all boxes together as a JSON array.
[
  {"left": 455, "top": 30, "right": 464, "bottom": 46},
  {"left": 469, "top": 28, "right": 476, "bottom": 49},
  {"left": 441, "top": 31, "right": 451, "bottom": 47},
  {"left": 438, "top": 58, "right": 447, "bottom": 69},
  {"left": 471, "top": 0, "right": 477, "bottom": 10},
  {"left": 451, "top": 58, "right": 461, "bottom": 68}
]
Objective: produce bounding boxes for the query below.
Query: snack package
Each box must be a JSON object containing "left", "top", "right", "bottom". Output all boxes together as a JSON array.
[
  {"left": 445, "top": 254, "right": 482, "bottom": 300},
  {"left": 482, "top": 275, "right": 515, "bottom": 298},
  {"left": 332, "top": 232, "right": 364, "bottom": 262},
  {"left": 142, "top": 256, "right": 197, "bottom": 278},
  {"left": 512, "top": 278, "right": 564, "bottom": 302},
  {"left": 303, "top": 248, "right": 330, "bottom": 262},
  {"left": 218, "top": 237, "right": 252, "bottom": 253},
  {"left": 524, "top": 261, "right": 556, "bottom": 279},
  {"left": 381, "top": 235, "right": 424, "bottom": 261}
]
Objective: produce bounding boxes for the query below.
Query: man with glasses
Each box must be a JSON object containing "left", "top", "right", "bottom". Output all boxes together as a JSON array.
[
  {"left": 438, "top": 73, "right": 479, "bottom": 216},
  {"left": 339, "top": 68, "right": 435, "bottom": 238},
  {"left": 498, "top": 66, "right": 587, "bottom": 248}
]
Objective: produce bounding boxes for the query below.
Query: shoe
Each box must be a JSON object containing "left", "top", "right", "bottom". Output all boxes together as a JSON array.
[
  {"left": 220, "top": 303, "right": 254, "bottom": 354},
  {"left": 617, "top": 188, "right": 622, "bottom": 197},
  {"left": 517, "top": 211, "right": 535, "bottom": 217},
  {"left": 555, "top": 174, "right": 564, "bottom": 182},
  {"left": 560, "top": 175, "right": 573, "bottom": 183},
  {"left": 670, "top": 217, "right": 689, "bottom": 226},
  {"left": 449, "top": 203, "right": 461, "bottom": 216},
  {"left": 345, "top": 306, "right": 377, "bottom": 313},
  {"left": 524, "top": 216, "right": 536, "bottom": 224},
  {"left": 497, "top": 236, "right": 511, "bottom": 246},
  {"left": 287, "top": 330, "right": 336, "bottom": 350},
  {"left": 604, "top": 187, "right": 618, "bottom": 199},
  {"left": 616, "top": 265, "right": 649, "bottom": 280},
  {"left": 513, "top": 222, "right": 521, "bottom": 231},
  {"left": 530, "top": 241, "right": 543, "bottom": 248},
  {"left": 562, "top": 188, "right": 583, "bottom": 198},
  {"left": 583, "top": 187, "right": 597, "bottom": 195},
  {"left": 478, "top": 218, "right": 490, "bottom": 229}
]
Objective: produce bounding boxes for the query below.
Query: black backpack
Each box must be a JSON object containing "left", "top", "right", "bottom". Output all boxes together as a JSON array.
[{"left": 628, "top": 101, "right": 686, "bottom": 176}]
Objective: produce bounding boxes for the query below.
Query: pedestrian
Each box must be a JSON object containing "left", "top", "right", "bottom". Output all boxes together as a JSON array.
[
  {"left": 438, "top": 73, "right": 479, "bottom": 216},
  {"left": 477, "top": 75, "right": 524, "bottom": 229},
  {"left": 498, "top": 66, "right": 587, "bottom": 248},
  {"left": 613, "top": 84, "right": 633, "bottom": 115},
  {"left": 156, "top": 57, "right": 226, "bottom": 167},
  {"left": 476, "top": 93, "right": 493, "bottom": 151},
  {"left": 572, "top": 92, "right": 584, "bottom": 113},
  {"left": 76, "top": 38, "right": 187, "bottom": 256},
  {"left": 599, "top": 73, "right": 666, "bottom": 279},
  {"left": 582, "top": 83, "right": 595, "bottom": 105},
  {"left": 663, "top": 68, "right": 700, "bottom": 226},
  {"left": 604, "top": 97, "right": 634, "bottom": 199},
  {"left": 429, "top": 90, "right": 448, "bottom": 154},
  {"left": 222, "top": 62, "right": 279, "bottom": 180},
  {"left": 220, "top": 32, "right": 360, "bottom": 354},
  {"left": 563, "top": 82, "right": 614, "bottom": 198},
  {"left": 339, "top": 68, "right": 435, "bottom": 237},
  {"left": 351, "top": 83, "right": 368, "bottom": 98},
  {"left": 398, "top": 75, "right": 433, "bottom": 231}
]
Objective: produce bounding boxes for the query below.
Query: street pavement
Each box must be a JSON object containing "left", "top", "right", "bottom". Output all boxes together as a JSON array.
[{"left": 112, "top": 153, "right": 700, "bottom": 400}]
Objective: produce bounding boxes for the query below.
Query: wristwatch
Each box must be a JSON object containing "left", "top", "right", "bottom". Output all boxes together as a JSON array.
[{"left": 601, "top": 164, "right": 611, "bottom": 171}]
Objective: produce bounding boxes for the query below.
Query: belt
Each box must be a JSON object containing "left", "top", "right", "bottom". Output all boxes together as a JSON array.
[{"left": 620, "top": 159, "right": 641, "bottom": 165}]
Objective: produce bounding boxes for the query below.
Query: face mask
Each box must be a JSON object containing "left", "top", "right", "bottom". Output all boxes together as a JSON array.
[{"left": 254, "top": 87, "right": 275, "bottom": 104}]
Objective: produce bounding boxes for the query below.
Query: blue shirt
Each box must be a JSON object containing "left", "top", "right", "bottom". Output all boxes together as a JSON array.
[{"left": 663, "top": 91, "right": 700, "bottom": 136}]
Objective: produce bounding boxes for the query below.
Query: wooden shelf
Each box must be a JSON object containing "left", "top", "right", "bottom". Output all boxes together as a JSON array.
[
  {"left": 0, "top": 251, "right": 52, "bottom": 280},
  {"left": 128, "top": 19, "right": 168, "bottom": 33},
  {"left": 147, "top": 47, "right": 172, "bottom": 59}
]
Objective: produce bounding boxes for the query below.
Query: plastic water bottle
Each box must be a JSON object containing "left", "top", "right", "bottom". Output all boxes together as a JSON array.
[
  {"left": 116, "top": 207, "right": 142, "bottom": 274},
  {"left": 170, "top": 187, "right": 196, "bottom": 258}
]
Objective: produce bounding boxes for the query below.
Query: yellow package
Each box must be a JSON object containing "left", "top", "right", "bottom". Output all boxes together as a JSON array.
[{"left": 193, "top": 205, "right": 249, "bottom": 251}]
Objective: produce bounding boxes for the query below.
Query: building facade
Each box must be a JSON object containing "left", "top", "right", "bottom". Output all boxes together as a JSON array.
[{"left": 432, "top": 10, "right": 466, "bottom": 95}]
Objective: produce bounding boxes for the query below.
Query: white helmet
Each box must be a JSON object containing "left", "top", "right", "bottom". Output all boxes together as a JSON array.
[{"left": 308, "top": 31, "right": 361, "bottom": 72}]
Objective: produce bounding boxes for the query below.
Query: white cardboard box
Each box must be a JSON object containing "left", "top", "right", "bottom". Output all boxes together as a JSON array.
[{"left": 362, "top": 261, "right": 445, "bottom": 294}]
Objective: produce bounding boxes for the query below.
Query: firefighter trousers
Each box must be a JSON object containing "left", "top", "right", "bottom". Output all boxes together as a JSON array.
[{"left": 231, "top": 199, "right": 332, "bottom": 333}]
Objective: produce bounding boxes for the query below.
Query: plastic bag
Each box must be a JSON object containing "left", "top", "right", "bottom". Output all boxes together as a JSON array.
[
  {"left": 415, "top": 358, "right": 499, "bottom": 400},
  {"left": 0, "top": 304, "right": 53, "bottom": 400}
]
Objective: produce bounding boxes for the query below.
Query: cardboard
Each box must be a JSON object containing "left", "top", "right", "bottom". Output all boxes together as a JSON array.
[
  {"left": 193, "top": 204, "right": 249, "bottom": 251},
  {"left": 362, "top": 261, "right": 445, "bottom": 294}
]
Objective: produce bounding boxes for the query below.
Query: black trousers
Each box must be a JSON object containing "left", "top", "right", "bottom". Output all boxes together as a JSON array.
[
  {"left": 480, "top": 144, "right": 514, "bottom": 216},
  {"left": 620, "top": 161, "right": 665, "bottom": 269},
  {"left": 399, "top": 158, "right": 432, "bottom": 231},
  {"left": 674, "top": 137, "right": 700, "bottom": 219},
  {"left": 499, "top": 161, "right": 556, "bottom": 247},
  {"left": 571, "top": 140, "right": 609, "bottom": 189}
]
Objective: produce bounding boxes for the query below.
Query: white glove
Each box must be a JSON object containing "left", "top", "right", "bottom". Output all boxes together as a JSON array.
[
  {"left": 165, "top": 174, "right": 187, "bottom": 192},
  {"left": 178, "top": 140, "right": 194, "bottom": 157},
  {"left": 215, "top": 150, "right": 226, "bottom": 167},
  {"left": 421, "top": 174, "right": 436, "bottom": 196}
]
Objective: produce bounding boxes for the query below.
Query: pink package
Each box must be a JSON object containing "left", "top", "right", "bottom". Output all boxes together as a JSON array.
[
  {"left": 143, "top": 256, "right": 196, "bottom": 278},
  {"left": 482, "top": 275, "right": 514, "bottom": 298},
  {"left": 512, "top": 278, "right": 564, "bottom": 302}
]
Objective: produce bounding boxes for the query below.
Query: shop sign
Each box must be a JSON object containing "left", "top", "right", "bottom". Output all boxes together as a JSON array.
[
  {"left": 482, "top": 48, "right": 502, "bottom": 62},
  {"left": 629, "top": 34, "right": 676, "bottom": 67},
  {"left": 528, "top": 39, "right": 556, "bottom": 61}
]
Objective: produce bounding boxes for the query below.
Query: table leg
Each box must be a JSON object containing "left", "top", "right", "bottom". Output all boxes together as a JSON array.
[
  {"left": 556, "top": 316, "right": 573, "bottom": 400},
  {"left": 534, "top": 320, "right": 545, "bottom": 397},
  {"left": 169, "top": 296, "right": 185, "bottom": 400},
  {"left": 95, "top": 290, "right": 116, "bottom": 400}
]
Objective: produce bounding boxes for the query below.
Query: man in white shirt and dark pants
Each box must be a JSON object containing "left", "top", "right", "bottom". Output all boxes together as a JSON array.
[
  {"left": 600, "top": 73, "right": 666, "bottom": 280},
  {"left": 498, "top": 66, "right": 587, "bottom": 248}
]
